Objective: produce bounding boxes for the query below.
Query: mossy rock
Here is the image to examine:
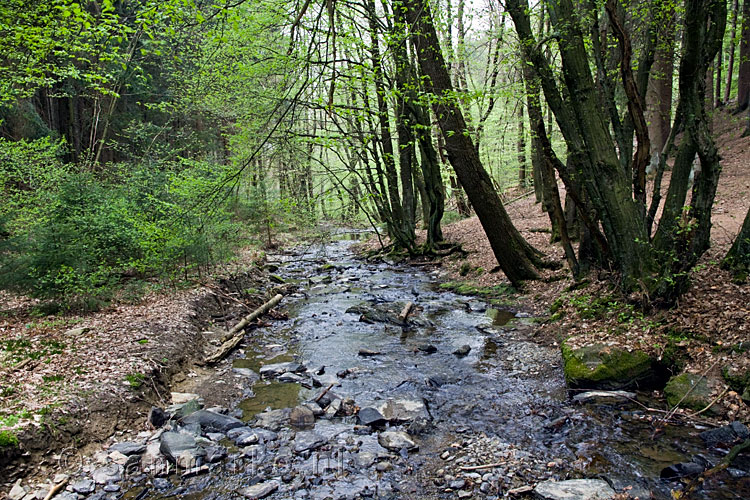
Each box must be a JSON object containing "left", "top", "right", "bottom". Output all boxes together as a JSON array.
[
  {"left": 742, "top": 386, "right": 750, "bottom": 404},
  {"left": 561, "top": 341, "right": 657, "bottom": 390},
  {"left": 269, "top": 274, "right": 285, "bottom": 284},
  {"left": 722, "top": 365, "right": 750, "bottom": 393},
  {"left": 664, "top": 373, "right": 716, "bottom": 412}
]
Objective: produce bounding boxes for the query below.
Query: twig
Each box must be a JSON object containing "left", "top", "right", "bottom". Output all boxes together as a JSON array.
[
  {"left": 315, "top": 383, "right": 336, "bottom": 403},
  {"left": 44, "top": 477, "right": 69, "bottom": 500},
  {"left": 459, "top": 462, "right": 505, "bottom": 471},
  {"left": 685, "top": 387, "right": 729, "bottom": 418}
]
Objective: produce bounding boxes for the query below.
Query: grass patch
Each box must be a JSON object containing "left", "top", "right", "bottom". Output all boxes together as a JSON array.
[
  {"left": 125, "top": 372, "right": 145, "bottom": 389},
  {"left": 0, "top": 430, "right": 19, "bottom": 447}
]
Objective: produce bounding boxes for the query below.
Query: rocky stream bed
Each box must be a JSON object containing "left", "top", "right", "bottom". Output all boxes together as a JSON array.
[{"left": 8, "top": 235, "right": 750, "bottom": 500}]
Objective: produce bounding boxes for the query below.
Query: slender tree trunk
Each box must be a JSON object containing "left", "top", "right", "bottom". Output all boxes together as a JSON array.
[
  {"left": 725, "top": 0, "right": 740, "bottom": 103},
  {"left": 737, "top": 0, "right": 750, "bottom": 111},
  {"left": 517, "top": 102, "right": 527, "bottom": 187},
  {"left": 646, "top": 5, "right": 675, "bottom": 168},
  {"left": 403, "top": 0, "right": 542, "bottom": 284}
]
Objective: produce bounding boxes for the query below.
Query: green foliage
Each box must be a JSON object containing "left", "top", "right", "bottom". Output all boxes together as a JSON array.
[
  {"left": 0, "top": 430, "right": 19, "bottom": 448},
  {"left": 125, "top": 372, "right": 145, "bottom": 389},
  {"left": 0, "top": 137, "right": 248, "bottom": 309}
]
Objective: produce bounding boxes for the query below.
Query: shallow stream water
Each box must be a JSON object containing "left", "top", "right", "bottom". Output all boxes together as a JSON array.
[{"left": 122, "top": 234, "right": 748, "bottom": 500}]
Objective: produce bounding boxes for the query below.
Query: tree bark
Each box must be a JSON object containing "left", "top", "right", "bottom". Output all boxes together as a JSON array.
[
  {"left": 725, "top": 0, "right": 740, "bottom": 104},
  {"left": 646, "top": 5, "right": 675, "bottom": 166},
  {"left": 737, "top": 0, "right": 750, "bottom": 111},
  {"left": 403, "top": 0, "right": 541, "bottom": 284},
  {"left": 723, "top": 205, "right": 750, "bottom": 276}
]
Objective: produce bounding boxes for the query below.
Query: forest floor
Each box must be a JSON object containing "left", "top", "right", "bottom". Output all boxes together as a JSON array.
[{"left": 424, "top": 107, "right": 750, "bottom": 424}]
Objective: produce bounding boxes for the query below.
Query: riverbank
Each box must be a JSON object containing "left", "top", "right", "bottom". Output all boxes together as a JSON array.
[{"left": 421, "top": 107, "right": 750, "bottom": 424}]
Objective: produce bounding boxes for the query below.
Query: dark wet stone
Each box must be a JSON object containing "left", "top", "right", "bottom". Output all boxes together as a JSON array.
[
  {"left": 182, "top": 410, "right": 245, "bottom": 433},
  {"left": 453, "top": 345, "right": 471, "bottom": 356},
  {"left": 148, "top": 407, "right": 170, "bottom": 428},
  {"left": 72, "top": 479, "right": 96, "bottom": 494},
  {"left": 700, "top": 422, "right": 749, "bottom": 445},
  {"left": 278, "top": 372, "right": 305, "bottom": 383},
  {"left": 661, "top": 461, "right": 707, "bottom": 479},
  {"left": 205, "top": 446, "right": 228, "bottom": 463},
  {"left": 407, "top": 416, "right": 434, "bottom": 436},
  {"left": 109, "top": 441, "right": 146, "bottom": 456},
  {"left": 358, "top": 407, "right": 385, "bottom": 427},
  {"left": 152, "top": 478, "right": 171, "bottom": 490},
  {"left": 417, "top": 343, "right": 437, "bottom": 354}
]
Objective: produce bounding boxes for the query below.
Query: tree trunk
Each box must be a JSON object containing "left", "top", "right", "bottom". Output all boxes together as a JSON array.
[
  {"left": 646, "top": 5, "right": 675, "bottom": 167},
  {"left": 517, "top": 102, "right": 527, "bottom": 187},
  {"left": 725, "top": 0, "right": 740, "bottom": 103},
  {"left": 737, "top": 0, "right": 750, "bottom": 111},
  {"left": 404, "top": 0, "right": 541, "bottom": 284},
  {"left": 723, "top": 205, "right": 750, "bottom": 277}
]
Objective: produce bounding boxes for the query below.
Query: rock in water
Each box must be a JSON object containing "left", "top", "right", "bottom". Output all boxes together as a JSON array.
[
  {"left": 159, "top": 432, "right": 204, "bottom": 463},
  {"left": 293, "top": 432, "right": 327, "bottom": 454},
  {"left": 453, "top": 345, "right": 471, "bottom": 356},
  {"left": 240, "top": 480, "right": 279, "bottom": 499},
  {"left": 181, "top": 409, "right": 245, "bottom": 432},
  {"left": 378, "top": 431, "right": 418, "bottom": 451},
  {"left": 92, "top": 464, "right": 122, "bottom": 484},
  {"left": 290, "top": 405, "right": 315, "bottom": 429},
  {"left": 358, "top": 348, "right": 381, "bottom": 357},
  {"left": 358, "top": 407, "right": 386, "bottom": 427},
  {"left": 417, "top": 343, "right": 437, "bottom": 353},
  {"left": 109, "top": 441, "right": 146, "bottom": 456},
  {"left": 533, "top": 479, "right": 616, "bottom": 499}
]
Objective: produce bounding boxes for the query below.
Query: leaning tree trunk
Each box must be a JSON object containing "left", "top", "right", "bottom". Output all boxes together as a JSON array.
[{"left": 403, "top": 0, "right": 541, "bottom": 284}]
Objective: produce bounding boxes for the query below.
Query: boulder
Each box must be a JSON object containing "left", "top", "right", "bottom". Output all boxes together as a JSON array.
[
  {"left": 92, "top": 464, "right": 122, "bottom": 484},
  {"left": 181, "top": 410, "right": 245, "bottom": 433},
  {"left": 533, "top": 479, "right": 616, "bottom": 499},
  {"left": 700, "top": 421, "right": 749, "bottom": 446},
  {"left": 240, "top": 480, "right": 279, "bottom": 499},
  {"left": 254, "top": 408, "right": 291, "bottom": 431},
  {"left": 562, "top": 342, "right": 658, "bottom": 390},
  {"left": 453, "top": 345, "right": 471, "bottom": 356},
  {"left": 290, "top": 405, "right": 315, "bottom": 429},
  {"left": 159, "top": 432, "right": 204, "bottom": 463},
  {"left": 109, "top": 441, "right": 146, "bottom": 456},
  {"left": 358, "top": 407, "right": 386, "bottom": 427},
  {"left": 378, "top": 431, "right": 417, "bottom": 451},
  {"left": 293, "top": 432, "right": 327, "bottom": 454},
  {"left": 661, "top": 461, "right": 707, "bottom": 479},
  {"left": 375, "top": 398, "right": 430, "bottom": 423},
  {"left": 259, "top": 362, "right": 304, "bottom": 378},
  {"left": 664, "top": 373, "right": 717, "bottom": 412}
]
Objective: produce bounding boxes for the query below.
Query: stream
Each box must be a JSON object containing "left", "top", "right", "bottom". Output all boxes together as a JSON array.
[{"left": 111, "top": 234, "right": 748, "bottom": 500}]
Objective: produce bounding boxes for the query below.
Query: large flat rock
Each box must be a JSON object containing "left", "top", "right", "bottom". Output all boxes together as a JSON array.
[{"left": 533, "top": 479, "right": 615, "bottom": 500}]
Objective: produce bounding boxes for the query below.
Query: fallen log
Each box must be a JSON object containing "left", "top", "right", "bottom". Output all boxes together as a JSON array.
[
  {"left": 204, "top": 293, "right": 284, "bottom": 364},
  {"left": 398, "top": 302, "right": 415, "bottom": 322}
]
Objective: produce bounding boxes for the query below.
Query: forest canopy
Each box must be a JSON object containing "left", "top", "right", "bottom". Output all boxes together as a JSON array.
[{"left": 1, "top": 0, "right": 750, "bottom": 309}]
